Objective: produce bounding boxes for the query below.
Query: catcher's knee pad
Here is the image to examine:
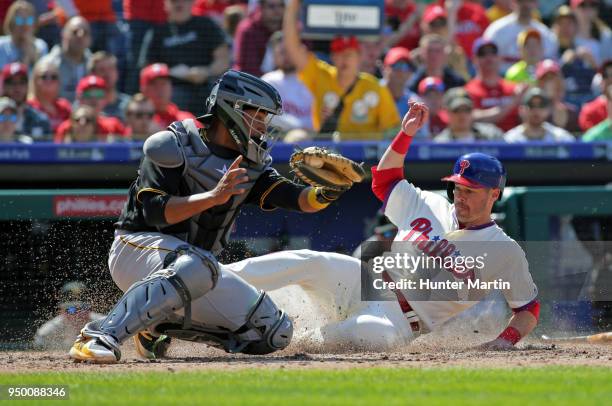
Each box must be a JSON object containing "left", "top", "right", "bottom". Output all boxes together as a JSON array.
[
  {"left": 99, "top": 245, "right": 219, "bottom": 342},
  {"left": 237, "top": 292, "right": 293, "bottom": 355},
  {"left": 163, "top": 245, "right": 219, "bottom": 298}
]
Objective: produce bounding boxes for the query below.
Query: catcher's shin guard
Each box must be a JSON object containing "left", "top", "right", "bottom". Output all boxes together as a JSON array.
[
  {"left": 155, "top": 292, "right": 293, "bottom": 355},
  {"left": 96, "top": 246, "right": 219, "bottom": 343},
  {"left": 237, "top": 292, "right": 293, "bottom": 354}
]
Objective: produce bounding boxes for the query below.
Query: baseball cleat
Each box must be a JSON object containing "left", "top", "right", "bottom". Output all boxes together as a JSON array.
[
  {"left": 133, "top": 331, "right": 172, "bottom": 360},
  {"left": 69, "top": 322, "right": 121, "bottom": 363}
]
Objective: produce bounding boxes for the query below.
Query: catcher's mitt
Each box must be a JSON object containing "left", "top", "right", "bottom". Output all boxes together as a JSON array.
[{"left": 289, "top": 147, "right": 366, "bottom": 192}]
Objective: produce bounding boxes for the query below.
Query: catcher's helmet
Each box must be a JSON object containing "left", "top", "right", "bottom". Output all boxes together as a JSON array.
[
  {"left": 202, "top": 70, "right": 283, "bottom": 165},
  {"left": 441, "top": 153, "right": 506, "bottom": 201}
]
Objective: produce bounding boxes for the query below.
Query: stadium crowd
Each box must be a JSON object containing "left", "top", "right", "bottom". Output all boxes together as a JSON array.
[{"left": 0, "top": 0, "right": 611, "bottom": 143}]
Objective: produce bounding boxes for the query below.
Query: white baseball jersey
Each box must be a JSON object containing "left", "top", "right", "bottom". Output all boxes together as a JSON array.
[
  {"left": 383, "top": 180, "right": 538, "bottom": 332},
  {"left": 261, "top": 70, "right": 314, "bottom": 131}
]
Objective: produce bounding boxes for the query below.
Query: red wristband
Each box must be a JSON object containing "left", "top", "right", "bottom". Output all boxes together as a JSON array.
[
  {"left": 390, "top": 130, "right": 413, "bottom": 154},
  {"left": 497, "top": 326, "right": 522, "bottom": 345}
]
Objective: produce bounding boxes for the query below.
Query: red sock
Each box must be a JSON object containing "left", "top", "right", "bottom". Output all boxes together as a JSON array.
[{"left": 498, "top": 326, "right": 521, "bottom": 345}]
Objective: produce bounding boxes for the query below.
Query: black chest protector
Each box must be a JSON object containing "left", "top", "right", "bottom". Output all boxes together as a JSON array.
[{"left": 161, "top": 120, "right": 271, "bottom": 254}]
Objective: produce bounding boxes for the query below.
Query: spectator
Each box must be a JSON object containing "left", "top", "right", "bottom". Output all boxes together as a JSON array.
[
  {"left": 143, "top": 0, "right": 230, "bottom": 114},
  {"left": 123, "top": 0, "right": 166, "bottom": 94},
  {"left": 579, "top": 59, "right": 612, "bottom": 131},
  {"left": 88, "top": 51, "right": 130, "bottom": 122},
  {"left": 41, "top": 16, "right": 92, "bottom": 101},
  {"left": 56, "top": 104, "right": 125, "bottom": 143},
  {"left": 34, "top": 281, "right": 104, "bottom": 350},
  {"left": 79, "top": 1, "right": 123, "bottom": 54},
  {"left": 30, "top": 0, "right": 62, "bottom": 49},
  {"left": 57, "top": 105, "right": 97, "bottom": 142},
  {"left": 261, "top": 32, "right": 314, "bottom": 132},
  {"left": 380, "top": 47, "right": 417, "bottom": 118},
  {"left": 193, "top": 0, "right": 241, "bottom": 24},
  {"left": 0, "top": 1, "right": 48, "bottom": 68},
  {"left": 537, "top": 0, "right": 565, "bottom": 22},
  {"left": 283, "top": 0, "right": 400, "bottom": 139},
  {"left": 233, "top": 0, "right": 284, "bottom": 77},
  {"left": 583, "top": 85, "right": 612, "bottom": 141},
  {"left": 505, "top": 28, "right": 543, "bottom": 84},
  {"left": 483, "top": 0, "right": 558, "bottom": 72},
  {"left": 383, "top": 0, "right": 422, "bottom": 51},
  {"left": 408, "top": 34, "right": 466, "bottom": 94},
  {"left": 572, "top": 0, "right": 612, "bottom": 65},
  {"left": 486, "top": 0, "right": 541, "bottom": 23},
  {"left": 0, "top": 1, "right": 10, "bottom": 26},
  {"left": 486, "top": 0, "right": 513, "bottom": 22},
  {"left": 140, "top": 63, "right": 196, "bottom": 128},
  {"left": 535, "top": 59, "right": 580, "bottom": 133},
  {"left": 223, "top": 5, "right": 246, "bottom": 39},
  {"left": 2, "top": 62, "right": 51, "bottom": 140},
  {"left": 553, "top": 5, "right": 598, "bottom": 107},
  {"left": 124, "top": 93, "right": 161, "bottom": 141},
  {"left": 55, "top": 76, "right": 127, "bottom": 142},
  {"left": 74, "top": 75, "right": 108, "bottom": 114},
  {"left": 0, "top": 97, "right": 32, "bottom": 143},
  {"left": 359, "top": 38, "right": 385, "bottom": 78},
  {"left": 27, "top": 58, "right": 72, "bottom": 133},
  {"left": 554, "top": 5, "right": 598, "bottom": 65},
  {"left": 433, "top": 87, "right": 504, "bottom": 143},
  {"left": 465, "top": 38, "right": 524, "bottom": 132},
  {"left": 420, "top": 4, "right": 470, "bottom": 82},
  {"left": 443, "top": 0, "right": 490, "bottom": 59},
  {"left": 504, "top": 87, "right": 575, "bottom": 142},
  {"left": 54, "top": 1, "right": 124, "bottom": 62},
  {"left": 414, "top": 76, "right": 447, "bottom": 139}
]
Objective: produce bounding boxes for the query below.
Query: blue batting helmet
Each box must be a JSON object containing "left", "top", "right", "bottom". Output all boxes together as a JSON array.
[{"left": 441, "top": 153, "right": 506, "bottom": 200}]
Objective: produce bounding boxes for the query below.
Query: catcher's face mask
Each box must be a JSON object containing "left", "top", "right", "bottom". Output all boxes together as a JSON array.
[{"left": 235, "top": 102, "right": 282, "bottom": 165}]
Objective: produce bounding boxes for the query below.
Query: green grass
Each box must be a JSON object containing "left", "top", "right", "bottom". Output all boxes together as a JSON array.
[{"left": 1, "top": 367, "right": 611, "bottom": 405}]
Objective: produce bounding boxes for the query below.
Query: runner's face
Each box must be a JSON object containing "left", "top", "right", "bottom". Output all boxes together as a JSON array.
[{"left": 453, "top": 184, "right": 497, "bottom": 223}]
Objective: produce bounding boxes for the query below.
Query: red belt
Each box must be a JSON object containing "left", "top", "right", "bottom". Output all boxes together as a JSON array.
[{"left": 382, "top": 271, "right": 420, "bottom": 332}]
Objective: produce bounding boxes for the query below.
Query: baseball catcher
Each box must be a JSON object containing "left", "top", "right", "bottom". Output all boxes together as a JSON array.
[
  {"left": 69, "top": 70, "right": 362, "bottom": 363},
  {"left": 229, "top": 102, "right": 540, "bottom": 350}
]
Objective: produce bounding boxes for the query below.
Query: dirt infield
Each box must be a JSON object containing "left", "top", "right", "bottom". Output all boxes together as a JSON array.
[
  {"left": 4, "top": 288, "right": 611, "bottom": 373},
  {"left": 2, "top": 340, "right": 611, "bottom": 373}
]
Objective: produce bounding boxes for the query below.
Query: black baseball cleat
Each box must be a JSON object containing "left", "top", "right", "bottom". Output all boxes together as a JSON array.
[{"left": 133, "top": 331, "right": 172, "bottom": 360}]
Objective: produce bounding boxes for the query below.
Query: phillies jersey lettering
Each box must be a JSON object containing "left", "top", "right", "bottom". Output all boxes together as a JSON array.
[
  {"left": 384, "top": 180, "right": 537, "bottom": 332},
  {"left": 402, "top": 217, "right": 475, "bottom": 282}
]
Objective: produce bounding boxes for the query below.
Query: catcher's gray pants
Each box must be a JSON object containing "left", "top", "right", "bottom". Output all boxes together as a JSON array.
[
  {"left": 226, "top": 250, "right": 416, "bottom": 350},
  {"left": 108, "top": 231, "right": 261, "bottom": 332}
]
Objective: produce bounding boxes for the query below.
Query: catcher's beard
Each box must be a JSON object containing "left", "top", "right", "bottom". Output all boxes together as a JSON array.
[
  {"left": 252, "top": 127, "right": 281, "bottom": 162},
  {"left": 235, "top": 107, "right": 282, "bottom": 164}
]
